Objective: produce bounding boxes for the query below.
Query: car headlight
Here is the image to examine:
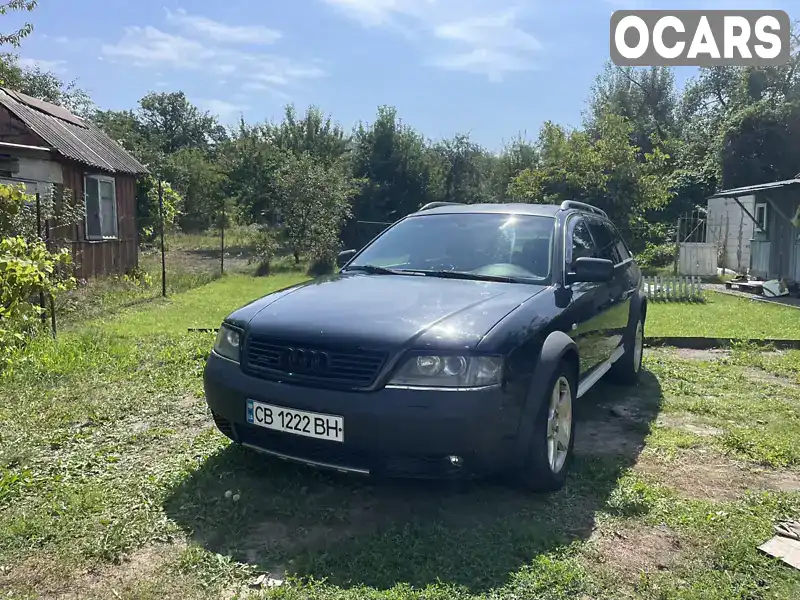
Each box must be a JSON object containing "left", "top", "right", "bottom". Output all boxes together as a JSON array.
[
  {"left": 213, "top": 323, "right": 241, "bottom": 362},
  {"left": 388, "top": 354, "right": 503, "bottom": 388}
]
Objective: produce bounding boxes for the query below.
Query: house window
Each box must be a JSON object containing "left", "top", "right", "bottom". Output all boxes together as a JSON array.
[
  {"left": 755, "top": 202, "right": 768, "bottom": 232},
  {"left": 84, "top": 174, "right": 117, "bottom": 240}
]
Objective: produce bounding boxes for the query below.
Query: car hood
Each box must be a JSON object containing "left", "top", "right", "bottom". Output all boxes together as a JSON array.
[{"left": 230, "top": 273, "right": 547, "bottom": 350}]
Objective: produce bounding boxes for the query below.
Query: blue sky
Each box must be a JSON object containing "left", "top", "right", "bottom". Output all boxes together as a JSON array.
[{"left": 6, "top": 0, "right": 797, "bottom": 150}]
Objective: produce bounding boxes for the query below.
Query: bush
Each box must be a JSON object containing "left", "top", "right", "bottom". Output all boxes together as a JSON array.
[
  {"left": 636, "top": 242, "right": 675, "bottom": 269},
  {"left": 307, "top": 255, "right": 335, "bottom": 277},
  {"left": 250, "top": 227, "right": 279, "bottom": 277},
  {"left": 0, "top": 236, "right": 75, "bottom": 370}
]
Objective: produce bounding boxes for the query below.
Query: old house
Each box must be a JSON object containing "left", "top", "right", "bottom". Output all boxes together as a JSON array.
[
  {"left": 708, "top": 179, "right": 800, "bottom": 283},
  {"left": 0, "top": 87, "right": 147, "bottom": 278}
]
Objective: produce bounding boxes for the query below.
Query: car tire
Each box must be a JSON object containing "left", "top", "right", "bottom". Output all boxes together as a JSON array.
[
  {"left": 609, "top": 312, "right": 645, "bottom": 385},
  {"left": 514, "top": 360, "right": 576, "bottom": 492}
]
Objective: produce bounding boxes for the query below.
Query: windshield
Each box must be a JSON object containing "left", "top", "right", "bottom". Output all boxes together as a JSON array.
[{"left": 348, "top": 213, "right": 555, "bottom": 283}]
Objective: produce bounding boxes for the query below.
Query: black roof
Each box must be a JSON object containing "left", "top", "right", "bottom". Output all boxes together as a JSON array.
[
  {"left": 0, "top": 87, "right": 148, "bottom": 175},
  {"left": 413, "top": 203, "right": 564, "bottom": 217}
]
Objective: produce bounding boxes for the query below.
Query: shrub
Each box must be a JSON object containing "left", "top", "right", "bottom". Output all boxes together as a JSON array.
[
  {"left": 0, "top": 236, "right": 75, "bottom": 370},
  {"left": 636, "top": 242, "right": 675, "bottom": 269},
  {"left": 250, "top": 227, "right": 279, "bottom": 277}
]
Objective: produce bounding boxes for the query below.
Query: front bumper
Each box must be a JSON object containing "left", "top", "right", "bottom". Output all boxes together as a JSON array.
[{"left": 203, "top": 352, "right": 523, "bottom": 478}]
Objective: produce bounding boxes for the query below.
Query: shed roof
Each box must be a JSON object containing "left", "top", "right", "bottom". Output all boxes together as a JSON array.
[
  {"left": 708, "top": 178, "right": 800, "bottom": 199},
  {"left": 0, "top": 87, "right": 147, "bottom": 175}
]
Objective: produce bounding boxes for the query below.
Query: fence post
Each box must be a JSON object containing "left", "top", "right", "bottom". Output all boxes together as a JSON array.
[
  {"left": 220, "top": 197, "right": 225, "bottom": 276},
  {"left": 158, "top": 179, "right": 166, "bottom": 298},
  {"left": 674, "top": 217, "right": 681, "bottom": 276}
]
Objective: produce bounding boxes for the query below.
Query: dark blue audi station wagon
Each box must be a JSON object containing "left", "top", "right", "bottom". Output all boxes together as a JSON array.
[{"left": 204, "top": 201, "right": 646, "bottom": 491}]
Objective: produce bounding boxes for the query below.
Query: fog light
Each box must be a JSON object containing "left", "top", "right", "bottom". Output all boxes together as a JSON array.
[{"left": 448, "top": 455, "right": 464, "bottom": 467}]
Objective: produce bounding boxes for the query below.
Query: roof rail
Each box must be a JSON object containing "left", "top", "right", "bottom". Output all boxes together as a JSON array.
[
  {"left": 559, "top": 200, "right": 608, "bottom": 218},
  {"left": 418, "top": 201, "right": 465, "bottom": 211}
]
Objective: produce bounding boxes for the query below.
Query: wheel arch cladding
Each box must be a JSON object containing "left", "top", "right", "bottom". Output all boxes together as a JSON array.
[{"left": 513, "top": 330, "right": 578, "bottom": 464}]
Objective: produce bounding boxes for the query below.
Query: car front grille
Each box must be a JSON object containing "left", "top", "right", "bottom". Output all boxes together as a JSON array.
[{"left": 243, "top": 335, "right": 388, "bottom": 389}]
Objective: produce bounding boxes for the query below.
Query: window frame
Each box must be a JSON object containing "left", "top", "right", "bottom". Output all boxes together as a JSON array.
[
  {"left": 755, "top": 202, "right": 768, "bottom": 233},
  {"left": 565, "top": 214, "right": 598, "bottom": 270},
  {"left": 84, "top": 173, "right": 118, "bottom": 241}
]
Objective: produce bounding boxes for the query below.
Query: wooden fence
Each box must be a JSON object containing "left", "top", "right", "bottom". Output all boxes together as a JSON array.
[{"left": 641, "top": 275, "right": 705, "bottom": 302}]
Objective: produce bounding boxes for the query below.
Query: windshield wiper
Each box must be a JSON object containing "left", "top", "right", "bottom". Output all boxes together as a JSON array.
[
  {"left": 413, "top": 270, "right": 521, "bottom": 283},
  {"left": 343, "top": 264, "right": 412, "bottom": 275}
]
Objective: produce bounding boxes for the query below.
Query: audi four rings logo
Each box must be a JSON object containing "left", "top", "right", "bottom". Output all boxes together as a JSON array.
[{"left": 286, "top": 348, "right": 330, "bottom": 374}]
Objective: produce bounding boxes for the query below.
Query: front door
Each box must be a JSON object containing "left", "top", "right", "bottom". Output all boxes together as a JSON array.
[{"left": 564, "top": 215, "right": 613, "bottom": 375}]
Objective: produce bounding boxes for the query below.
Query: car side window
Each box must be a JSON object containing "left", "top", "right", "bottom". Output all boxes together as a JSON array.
[
  {"left": 568, "top": 216, "right": 595, "bottom": 267},
  {"left": 612, "top": 226, "right": 632, "bottom": 262},
  {"left": 586, "top": 218, "right": 621, "bottom": 264}
]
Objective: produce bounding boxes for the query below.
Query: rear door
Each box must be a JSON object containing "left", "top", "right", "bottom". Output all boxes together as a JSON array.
[
  {"left": 565, "top": 215, "right": 612, "bottom": 375},
  {"left": 585, "top": 217, "right": 631, "bottom": 353}
]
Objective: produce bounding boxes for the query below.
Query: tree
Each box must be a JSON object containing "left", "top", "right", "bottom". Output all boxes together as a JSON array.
[
  {"left": 432, "top": 133, "right": 493, "bottom": 204},
  {"left": 0, "top": 53, "right": 93, "bottom": 117},
  {"left": 275, "top": 152, "right": 354, "bottom": 266},
  {"left": 489, "top": 135, "right": 539, "bottom": 202},
  {"left": 0, "top": 0, "right": 36, "bottom": 47},
  {"left": 268, "top": 104, "right": 350, "bottom": 167},
  {"left": 137, "top": 91, "right": 227, "bottom": 156},
  {"left": 507, "top": 114, "right": 672, "bottom": 249},
  {"left": 587, "top": 63, "right": 678, "bottom": 155},
  {"left": 345, "top": 106, "right": 436, "bottom": 246}
]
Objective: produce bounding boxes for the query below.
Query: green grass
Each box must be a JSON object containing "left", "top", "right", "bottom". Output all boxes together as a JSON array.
[
  {"left": 646, "top": 291, "right": 800, "bottom": 339},
  {"left": 1, "top": 273, "right": 799, "bottom": 599}
]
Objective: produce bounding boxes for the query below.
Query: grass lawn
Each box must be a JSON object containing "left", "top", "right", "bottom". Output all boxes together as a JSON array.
[
  {"left": 1, "top": 274, "right": 799, "bottom": 599},
  {"left": 646, "top": 291, "right": 800, "bottom": 339}
]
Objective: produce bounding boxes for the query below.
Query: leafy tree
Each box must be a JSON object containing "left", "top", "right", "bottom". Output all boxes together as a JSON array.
[
  {"left": 345, "top": 106, "right": 436, "bottom": 246},
  {"left": 432, "top": 133, "right": 493, "bottom": 204},
  {"left": 489, "top": 135, "right": 539, "bottom": 202},
  {"left": 587, "top": 63, "right": 678, "bottom": 155},
  {"left": 0, "top": 53, "right": 93, "bottom": 116},
  {"left": 137, "top": 91, "right": 227, "bottom": 156},
  {"left": 268, "top": 104, "right": 350, "bottom": 167},
  {"left": 508, "top": 114, "right": 672, "bottom": 249},
  {"left": 0, "top": 0, "right": 36, "bottom": 47},
  {"left": 275, "top": 152, "right": 354, "bottom": 266}
]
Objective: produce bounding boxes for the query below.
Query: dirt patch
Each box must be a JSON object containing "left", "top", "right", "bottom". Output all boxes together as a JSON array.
[
  {"left": 2, "top": 543, "right": 183, "bottom": 600},
  {"left": 636, "top": 450, "right": 800, "bottom": 501},
  {"left": 575, "top": 394, "right": 655, "bottom": 458},
  {"left": 656, "top": 413, "right": 723, "bottom": 437},
  {"left": 741, "top": 367, "right": 795, "bottom": 386},
  {"left": 589, "top": 524, "right": 683, "bottom": 577},
  {"left": 673, "top": 348, "right": 729, "bottom": 362}
]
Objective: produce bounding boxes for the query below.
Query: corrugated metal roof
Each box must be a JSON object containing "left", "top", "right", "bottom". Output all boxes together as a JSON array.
[
  {"left": 0, "top": 87, "right": 148, "bottom": 175},
  {"left": 708, "top": 179, "right": 800, "bottom": 199}
]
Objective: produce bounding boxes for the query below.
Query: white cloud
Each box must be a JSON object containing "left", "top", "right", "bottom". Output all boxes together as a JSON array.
[
  {"left": 198, "top": 98, "right": 250, "bottom": 120},
  {"left": 322, "top": 0, "right": 542, "bottom": 81},
  {"left": 17, "top": 57, "right": 67, "bottom": 73},
  {"left": 166, "top": 8, "right": 282, "bottom": 45},
  {"left": 102, "top": 23, "right": 325, "bottom": 93},
  {"left": 102, "top": 26, "right": 214, "bottom": 69}
]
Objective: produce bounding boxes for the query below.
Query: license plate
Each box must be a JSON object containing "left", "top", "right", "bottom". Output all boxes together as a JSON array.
[{"left": 246, "top": 400, "right": 344, "bottom": 442}]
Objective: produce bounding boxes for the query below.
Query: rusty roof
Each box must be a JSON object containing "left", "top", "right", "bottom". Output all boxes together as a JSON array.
[{"left": 0, "top": 87, "right": 148, "bottom": 175}]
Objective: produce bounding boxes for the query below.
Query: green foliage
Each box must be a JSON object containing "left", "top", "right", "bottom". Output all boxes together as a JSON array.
[
  {"left": 275, "top": 152, "right": 354, "bottom": 265},
  {"left": 0, "top": 1, "right": 37, "bottom": 48},
  {"left": 0, "top": 236, "right": 74, "bottom": 369},
  {"left": 507, "top": 113, "right": 673, "bottom": 238},
  {"left": 0, "top": 52, "right": 93, "bottom": 116},
  {"left": 635, "top": 242, "right": 675, "bottom": 269},
  {"left": 139, "top": 178, "right": 183, "bottom": 241}
]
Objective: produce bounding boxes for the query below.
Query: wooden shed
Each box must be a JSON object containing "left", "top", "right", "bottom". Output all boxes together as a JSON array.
[
  {"left": 0, "top": 87, "right": 147, "bottom": 279},
  {"left": 708, "top": 179, "right": 800, "bottom": 283}
]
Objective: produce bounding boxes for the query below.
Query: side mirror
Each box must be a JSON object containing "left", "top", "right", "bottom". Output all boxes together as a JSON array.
[
  {"left": 567, "top": 257, "right": 614, "bottom": 284},
  {"left": 337, "top": 249, "right": 357, "bottom": 268}
]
